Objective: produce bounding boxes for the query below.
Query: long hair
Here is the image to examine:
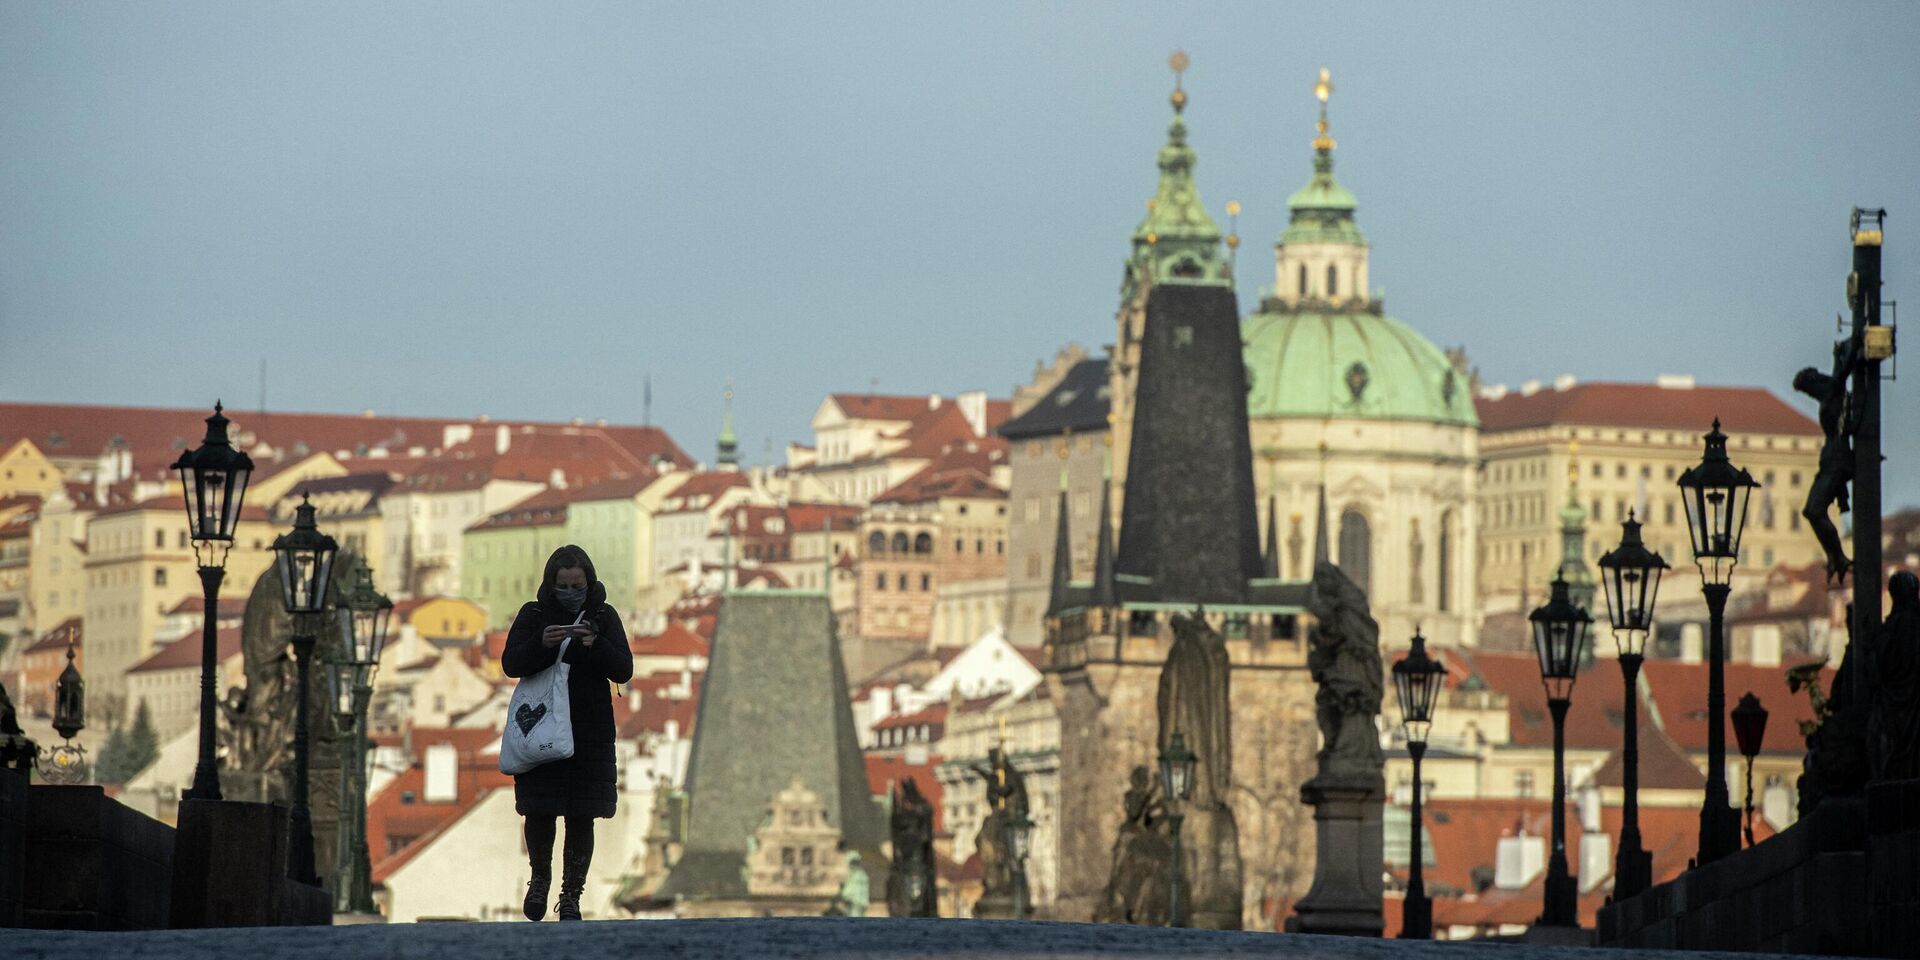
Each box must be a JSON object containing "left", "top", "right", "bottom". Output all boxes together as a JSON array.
[{"left": 541, "top": 544, "right": 597, "bottom": 590}]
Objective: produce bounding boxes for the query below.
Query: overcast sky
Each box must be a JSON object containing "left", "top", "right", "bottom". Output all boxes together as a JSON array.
[{"left": 3, "top": 2, "right": 1916, "bottom": 508}]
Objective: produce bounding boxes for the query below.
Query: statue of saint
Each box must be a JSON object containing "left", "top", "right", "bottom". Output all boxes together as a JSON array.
[
  {"left": 1793, "top": 339, "right": 1861, "bottom": 580},
  {"left": 885, "top": 777, "right": 937, "bottom": 917},
  {"left": 1156, "top": 611, "right": 1232, "bottom": 804},
  {"left": 1307, "top": 562, "right": 1384, "bottom": 778},
  {"left": 1871, "top": 571, "right": 1920, "bottom": 782},
  {"left": 1095, "top": 765, "right": 1172, "bottom": 925}
]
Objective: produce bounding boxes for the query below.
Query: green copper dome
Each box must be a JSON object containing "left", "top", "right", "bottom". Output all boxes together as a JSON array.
[{"left": 1242, "top": 311, "right": 1478, "bottom": 427}]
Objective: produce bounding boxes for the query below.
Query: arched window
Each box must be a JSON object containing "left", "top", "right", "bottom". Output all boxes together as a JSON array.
[
  {"left": 1438, "top": 510, "right": 1454, "bottom": 613},
  {"left": 1338, "top": 509, "right": 1372, "bottom": 596},
  {"left": 1408, "top": 521, "right": 1425, "bottom": 605},
  {"left": 867, "top": 531, "right": 886, "bottom": 556},
  {"left": 1326, "top": 264, "right": 1339, "bottom": 298},
  {"left": 891, "top": 532, "right": 909, "bottom": 554},
  {"left": 913, "top": 533, "right": 933, "bottom": 554},
  {"left": 1298, "top": 264, "right": 1309, "bottom": 297}
]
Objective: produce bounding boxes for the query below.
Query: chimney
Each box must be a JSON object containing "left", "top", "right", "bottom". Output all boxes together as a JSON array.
[
  {"left": 957, "top": 390, "right": 988, "bottom": 438},
  {"left": 1495, "top": 830, "right": 1545, "bottom": 890},
  {"left": 495, "top": 424, "right": 511, "bottom": 455},
  {"left": 1580, "top": 829, "right": 1611, "bottom": 893},
  {"left": 424, "top": 742, "right": 459, "bottom": 804},
  {"left": 1680, "top": 622, "right": 1705, "bottom": 663}
]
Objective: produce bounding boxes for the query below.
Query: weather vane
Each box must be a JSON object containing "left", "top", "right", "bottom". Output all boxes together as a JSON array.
[
  {"left": 1313, "top": 67, "right": 1336, "bottom": 150},
  {"left": 1170, "top": 50, "right": 1190, "bottom": 111}
]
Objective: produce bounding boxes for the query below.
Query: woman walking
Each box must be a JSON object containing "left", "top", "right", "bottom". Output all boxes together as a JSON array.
[{"left": 502, "top": 544, "right": 633, "bottom": 921}]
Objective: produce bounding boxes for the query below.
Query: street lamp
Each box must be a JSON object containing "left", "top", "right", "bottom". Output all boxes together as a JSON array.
[
  {"left": 1597, "top": 511, "right": 1668, "bottom": 900},
  {"left": 1530, "top": 573, "right": 1592, "bottom": 928},
  {"left": 172, "top": 402, "right": 255, "bottom": 802},
  {"left": 332, "top": 560, "right": 391, "bottom": 914},
  {"left": 1731, "top": 693, "right": 1769, "bottom": 849},
  {"left": 40, "top": 632, "right": 89, "bottom": 785},
  {"left": 270, "top": 495, "right": 338, "bottom": 888},
  {"left": 1158, "top": 729, "right": 1197, "bottom": 927},
  {"left": 1392, "top": 629, "right": 1446, "bottom": 939},
  {"left": 1677, "top": 418, "right": 1758, "bottom": 865}
]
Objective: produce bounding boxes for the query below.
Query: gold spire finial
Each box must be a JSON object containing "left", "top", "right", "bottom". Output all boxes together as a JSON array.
[
  {"left": 1169, "top": 50, "right": 1190, "bottom": 111},
  {"left": 1312, "top": 67, "right": 1336, "bottom": 151}
]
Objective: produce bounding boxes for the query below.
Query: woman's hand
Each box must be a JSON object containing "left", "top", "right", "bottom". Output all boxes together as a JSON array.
[
  {"left": 540, "top": 624, "right": 570, "bottom": 648},
  {"left": 577, "top": 624, "right": 599, "bottom": 648}
]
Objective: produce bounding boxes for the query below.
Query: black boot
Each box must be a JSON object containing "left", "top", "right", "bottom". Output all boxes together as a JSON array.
[
  {"left": 524, "top": 844, "right": 553, "bottom": 921},
  {"left": 555, "top": 855, "right": 587, "bottom": 921}
]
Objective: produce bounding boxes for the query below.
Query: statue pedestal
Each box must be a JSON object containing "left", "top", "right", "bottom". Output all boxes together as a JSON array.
[{"left": 1286, "top": 772, "right": 1384, "bottom": 938}]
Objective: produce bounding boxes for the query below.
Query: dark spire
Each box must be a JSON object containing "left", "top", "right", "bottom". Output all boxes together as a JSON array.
[
  {"left": 1262, "top": 495, "right": 1281, "bottom": 578},
  {"left": 1313, "top": 481, "right": 1331, "bottom": 568},
  {"left": 1045, "top": 486, "right": 1074, "bottom": 618},
  {"left": 1093, "top": 472, "right": 1118, "bottom": 608}
]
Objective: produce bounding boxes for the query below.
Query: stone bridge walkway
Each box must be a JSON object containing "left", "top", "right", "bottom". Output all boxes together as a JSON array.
[{"left": 0, "top": 918, "right": 1841, "bottom": 959}]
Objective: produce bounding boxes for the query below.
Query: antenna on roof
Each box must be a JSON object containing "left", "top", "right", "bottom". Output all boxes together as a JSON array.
[{"left": 643, "top": 373, "right": 653, "bottom": 427}]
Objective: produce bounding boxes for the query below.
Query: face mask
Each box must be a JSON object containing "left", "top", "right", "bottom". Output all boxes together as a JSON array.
[{"left": 555, "top": 585, "right": 588, "bottom": 613}]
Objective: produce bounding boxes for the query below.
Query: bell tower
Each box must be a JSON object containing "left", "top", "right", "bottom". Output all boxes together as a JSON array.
[{"left": 1270, "top": 70, "right": 1371, "bottom": 312}]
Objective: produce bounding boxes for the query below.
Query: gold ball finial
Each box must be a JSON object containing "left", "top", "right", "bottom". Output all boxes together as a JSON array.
[
  {"left": 1170, "top": 50, "right": 1191, "bottom": 81},
  {"left": 1226, "top": 200, "right": 1241, "bottom": 217},
  {"left": 1315, "top": 67, "right": 1333, "bottom": 104}
]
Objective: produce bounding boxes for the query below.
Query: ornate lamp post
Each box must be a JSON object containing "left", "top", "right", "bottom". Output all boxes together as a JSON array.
[
  {"left": 1392, "top": 629, "right": 1446, "bottom": 939},
  {"left": 1731, "top": 693, "right": 1768, "bottom": 849},
  {"left": 331, "top": 560, "right": 391, "bottom": 914},
  {"left": 270, "top": 495, "right": 338, "bottom": 887},
  {"left": 172, "top": 402, "right": 255, "bottom": 802},
  {"left": 1158, "top": 729, "right": 1197, "bottom": 927},
  {"left": 40, "top": 632, "right": 89, "bottom": 785},
  {"left": 1597, "top": 511, "right": 1667, "bottom": 900},
  {"left": 1677, "top": 418, "right": 1758, "bottom": 865},
  {"left": 1530, "top": 574, "right": 1592, "bottom": 928}
]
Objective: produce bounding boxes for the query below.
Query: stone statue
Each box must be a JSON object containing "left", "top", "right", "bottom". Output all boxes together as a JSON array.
[
  {"left": 1870, "top": 571, "right": 1920, "bottom": 782},
  {"left": 1094, "top": 765, "right": 1172, "bottom": 926},
  {"left": 969, "top": 748, "right": 1028, "bottom": 917},
  {"left": 1288, "top": 561, "right": 1387, "bottom": 937},
  {"left": 1306, "top": 563, "right": 1384, "bottom": 778},
  {"left": 825, "top": 850, "right": 870, "bottom": 917},
  {"left": 1793, "top": 339, "right": 1861, "bottom": 581},
  {"left": 1157, "top": 611, "right": 1232, "bottom": 807},
  {"left": 222, "top": 550, "right": 360, "bottom": 889},
  {"left": 885, "top": 777, "right": 938, "bottom": 917},
  {"left": 1798, "top": 612, "right": 1870, "bottom": 814},
  {"left": 1153, "top": 610, "right": 1242, "bottom": 929}
]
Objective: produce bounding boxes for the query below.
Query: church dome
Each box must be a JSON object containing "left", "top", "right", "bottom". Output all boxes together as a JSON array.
[
  {"left": 1243, "top": 310, "right": 1477, "bottom": 426},
  {"left": 1244, "top": 69, "right": 1475, "bottom": 428}
]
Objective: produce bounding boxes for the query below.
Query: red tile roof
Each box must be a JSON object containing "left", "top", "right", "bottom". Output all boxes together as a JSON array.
[
  {"left": 873, "top": 703, "right": 949, "bottom": 732},
  {"left": 658, "top": 470, "right": 751, "bottom": 507},
  {"left": 1474, "top": 382, "right": 1819, "bottom": 436},
  {"left": 630, "top": 623, "right": 709, "bottom": 659},
  {"left": 873, "top": 446, "right": 1008, "bottom": 505},
  {"left": 22, "top": 619, "right": 81, "bottom": 656},
  {"left": 864, "top": 753, "right": 946, "bottom": 833},
  {"left": 1639, "top": 656, "right": 1830, "bottom": 755},
  {"left": 366, "top": 745, "right": 515, "bottom": 884},
  {"left": 613, "top": 669, "right": 704, "bottom": 741},
  {"left": 1589, "top": 721, "right": 1707, "bottom": 791},
  {"left": 128, "top": 627, "right": 243, "bottom": 673}
]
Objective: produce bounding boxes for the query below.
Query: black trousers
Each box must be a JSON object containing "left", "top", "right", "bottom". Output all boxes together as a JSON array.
[{"left": 524, "top": 814, "right": 594, "bottom": 875}]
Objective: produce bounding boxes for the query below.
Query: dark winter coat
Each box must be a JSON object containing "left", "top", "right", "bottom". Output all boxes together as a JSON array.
[{"left": 502, "top": 580, "right": 633, "bottom": 819}]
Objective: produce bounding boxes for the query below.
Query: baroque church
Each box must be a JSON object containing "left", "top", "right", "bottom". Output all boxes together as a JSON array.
[
  {"left": 1103, "top": 65, "right": 1478, "bottom": 657},
  {"left": 1041, "top": 59, "right": 1471, "bottom": 928}
]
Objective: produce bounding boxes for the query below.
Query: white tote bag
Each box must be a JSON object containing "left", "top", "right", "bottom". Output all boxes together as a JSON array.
[{"left": 499, "top": 617, "right": 579, "bottom": 775}]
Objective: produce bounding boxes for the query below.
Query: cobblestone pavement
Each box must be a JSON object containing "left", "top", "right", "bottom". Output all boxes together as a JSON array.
[{"left": 0, "top": 918, "right": 1847, "bottom": 959}]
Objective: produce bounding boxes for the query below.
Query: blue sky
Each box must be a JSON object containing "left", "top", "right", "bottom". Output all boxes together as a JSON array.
[{"left": 3, "top": 2, "right": 1916, "bottom": 508}]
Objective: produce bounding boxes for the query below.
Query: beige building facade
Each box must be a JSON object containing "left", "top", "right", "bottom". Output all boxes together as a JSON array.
[{"left": 1475, "top": 378, "right": 1825, "bottom": 618}]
